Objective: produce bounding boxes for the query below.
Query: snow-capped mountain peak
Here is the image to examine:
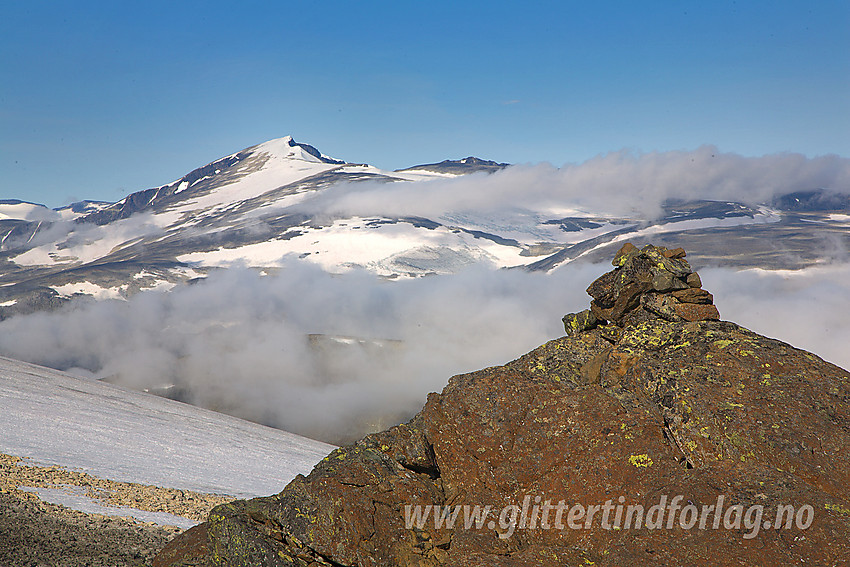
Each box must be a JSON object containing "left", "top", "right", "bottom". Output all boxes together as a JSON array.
[
  {"left": 58, "top": 136, "right": 348, "bottom": 228},
  {"left": 254, "top": 135, "right": 345, "bottom": 165}
]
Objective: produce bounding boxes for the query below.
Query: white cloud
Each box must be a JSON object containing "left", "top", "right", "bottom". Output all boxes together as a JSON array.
[
  {"left": 1, "top": 257, "right": 848, "bottom": 444},
  {"left": 297, "top": 146, "right": 850, "bottom": 220}
]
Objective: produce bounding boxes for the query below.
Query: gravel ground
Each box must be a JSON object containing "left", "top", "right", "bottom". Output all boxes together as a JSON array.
[{"left": 0, "top": 453, "right": 233, "bottom": 567}]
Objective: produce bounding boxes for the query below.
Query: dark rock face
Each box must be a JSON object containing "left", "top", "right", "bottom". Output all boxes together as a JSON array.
[
  {"left": 396, "top": 157, "right": 509, "bottom": 175},
  {"left": 287, "top": 138, "right": 346, "bottom": 165},
  {"left": 773, "top": 189, "right": 850, "bottom": 212},
  {"left": 156, "top": 244, "right": 850, "bottom": 566}
]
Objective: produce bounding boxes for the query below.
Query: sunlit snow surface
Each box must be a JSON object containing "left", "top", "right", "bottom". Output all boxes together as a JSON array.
[
  {"left": 0, "top": 201, "right": 60, "bottom": 221},
  {"left": 0, "top": 356, "right": 334, "bottom": 499}
]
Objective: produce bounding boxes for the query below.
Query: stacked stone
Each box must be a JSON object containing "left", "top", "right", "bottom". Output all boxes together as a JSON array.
[{"left": 563, "top": 243, "right": 719, "bottom": 335}]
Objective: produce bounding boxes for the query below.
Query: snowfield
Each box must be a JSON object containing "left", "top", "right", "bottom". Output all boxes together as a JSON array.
[{"left": 0, "top": 355, "right": 334, "bottom": 499}]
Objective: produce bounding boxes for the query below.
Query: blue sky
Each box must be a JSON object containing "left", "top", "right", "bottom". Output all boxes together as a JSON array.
[{"left": 1, "top": 1, "right": 848, "bottom": 208}]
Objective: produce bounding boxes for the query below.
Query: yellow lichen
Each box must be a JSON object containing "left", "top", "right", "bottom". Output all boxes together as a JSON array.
[
  {"left": 620, "top": 321, "right": 674, "bottom": 351},
  {"left": 628, "top": 454, "right": 653, "bottom": 468},
  {"left": 825, "top": 503, "right": 850, "bottom": 516}
]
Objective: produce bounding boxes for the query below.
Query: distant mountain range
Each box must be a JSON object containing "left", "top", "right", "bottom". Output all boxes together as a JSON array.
[{"left": 1, "top": 136, "right": 849, "bottom": 319}]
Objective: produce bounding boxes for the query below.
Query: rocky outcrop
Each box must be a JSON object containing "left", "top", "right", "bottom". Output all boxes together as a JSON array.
[
  {"left": 156, "top": 243, "right": 850, "bottom": 566},
  {"left": 396, "top": 157, "right": 509, "bottom": 175}
]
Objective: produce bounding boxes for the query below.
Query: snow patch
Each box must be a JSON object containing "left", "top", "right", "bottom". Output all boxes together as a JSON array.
[
  {"left": 0, "top": 356, "right": 335, "bottom": 497},
  {"left": 18, "top": 485, "right": 197, "bottom": 529},
  {"left": 51, "top": 282, "right": 127, "bottom": 300}
]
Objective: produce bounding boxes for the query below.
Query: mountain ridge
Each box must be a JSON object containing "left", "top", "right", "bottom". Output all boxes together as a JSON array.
[{"left": 0, "top": 136, "right": 848, "bottom": 323}]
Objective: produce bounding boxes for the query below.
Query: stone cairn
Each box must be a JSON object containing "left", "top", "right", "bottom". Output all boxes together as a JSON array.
[{"left": 563, "top": 243, "right": 719, "bottom": 335}]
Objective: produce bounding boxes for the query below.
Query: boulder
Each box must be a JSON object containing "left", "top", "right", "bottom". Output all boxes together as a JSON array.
[{"left": 686, "top": 272, "right": 702, "bottom": 288}]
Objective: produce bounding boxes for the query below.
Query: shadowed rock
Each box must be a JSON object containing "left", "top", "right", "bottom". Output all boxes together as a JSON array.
[{"left": 156, "top": 243, "right": 850, "bottom": 567}]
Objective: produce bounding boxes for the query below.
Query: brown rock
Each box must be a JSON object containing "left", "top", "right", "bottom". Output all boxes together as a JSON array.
[
  {"left": 663, "top": 247, "right": 687, "bottom": 259},
  {"left": 586, "top": 269, "right": 620, "bottom": 308},
  {"left": 686, "top": 271, "right": 702, "bottom": 288},
  {"left": 153, "top": 524, "right": 209, "bottom": 567},
  {"left": 612, "top": 242, "right": 639, "bottom": 266},
  {"left": 610, "top": 281, "right": 650, "bottom": 320},
  {"left": 589, "top": 299, "right": 614, "bottom": 322},
  {"left": 671, "top": 288, "right": 713, "bottom": 304},
  {"left": 674, "top": 302, "right": 720, "bottom": 321}
]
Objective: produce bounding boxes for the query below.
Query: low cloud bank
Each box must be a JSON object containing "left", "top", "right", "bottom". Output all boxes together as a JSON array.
[
  {"left": 702, "top": 264, "right": 850, "bottom": 371},
  {"left": 0, "top": 261, "right": 598, "bottom": 442},
  {"left": 302, "top": 147, "right": 850, "bottom": 219},
  {"left": 1, "top": 259, "right": 849, "bottom": 444}
]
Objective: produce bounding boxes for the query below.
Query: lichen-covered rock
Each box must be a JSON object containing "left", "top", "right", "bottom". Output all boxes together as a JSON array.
[
  {"left": 561, "top": 309, "right": 598, "bottom": 336},
  {"left": 156, "top": 245, "right": 850, "bottom": 566},
  {"left": 640, "top": 292, "right": 682, "bottom": 322}
]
